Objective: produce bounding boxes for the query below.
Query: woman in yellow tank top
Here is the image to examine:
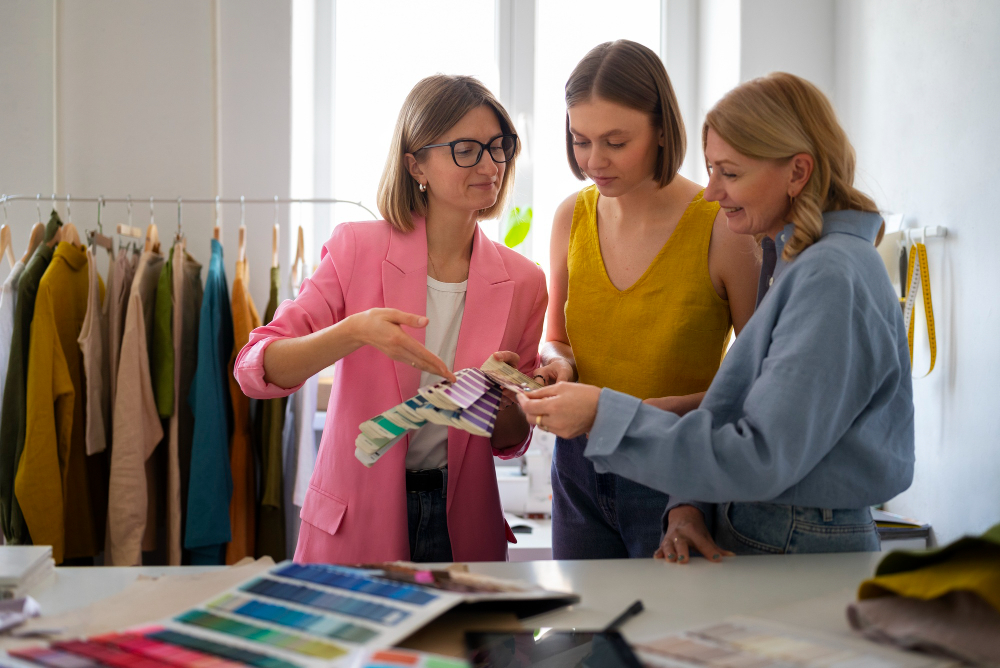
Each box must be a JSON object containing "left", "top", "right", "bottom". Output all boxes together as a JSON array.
[{"left": 532, "top": 40, "right": 759, "bottom": 559}]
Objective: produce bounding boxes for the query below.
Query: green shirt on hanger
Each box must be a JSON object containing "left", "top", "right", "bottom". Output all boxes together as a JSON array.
[
  {"left": 0, "top": 211, "right": 61, "bottom": 544},
  {"left": 152, "top": 246, "right": 175, "bottom": 418},
  {"left": 256, "top": 266, "right": 286, "bottom": 561}
]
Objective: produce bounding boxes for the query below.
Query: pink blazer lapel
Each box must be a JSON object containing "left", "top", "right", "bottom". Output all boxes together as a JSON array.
[
  {"left": 382, "top": 217, "right": 428, "bottom": 403},
  {"left": 448, "top": 225, "right": 514, "bottom": 509}
]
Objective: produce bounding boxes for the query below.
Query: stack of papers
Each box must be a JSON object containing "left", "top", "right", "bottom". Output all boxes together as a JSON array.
[
  {"left": 871, "top": 509, "right": 931, "bottom": 540},
  {"left": 355, "top": 358, "right": 542, "bottom": 467},
  {"left": 0, "top": 545, "right": 55, "bottom": 600}
]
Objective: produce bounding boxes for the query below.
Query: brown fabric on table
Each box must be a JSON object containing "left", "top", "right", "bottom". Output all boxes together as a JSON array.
[{"left": 848, "top": 590, "right": 1000, "bottom": 664}]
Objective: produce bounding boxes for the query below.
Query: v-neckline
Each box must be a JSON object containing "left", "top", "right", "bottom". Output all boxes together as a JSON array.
[{"left": 592, "top": 189, "right": 705, "bottom": 294}]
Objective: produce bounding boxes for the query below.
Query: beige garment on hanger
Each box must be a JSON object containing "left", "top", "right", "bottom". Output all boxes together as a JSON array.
[
  {"left": 107, "top": 250, "right": 165, "bottom": 565},
  {"left": 78, "top": 247, "right": 110, "bottom": 456}
]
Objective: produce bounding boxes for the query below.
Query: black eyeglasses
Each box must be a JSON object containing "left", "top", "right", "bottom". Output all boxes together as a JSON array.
[{"left": 418, "top": 134, "right": 518, "bottom": 168}]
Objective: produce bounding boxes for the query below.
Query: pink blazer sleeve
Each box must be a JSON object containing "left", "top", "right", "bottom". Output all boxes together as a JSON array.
[
  {"left": 234, "top": 223, "right": 357, "bottom": 399},
  {"left": 493, "top": 264, "right": 548, "bottom": 459}
]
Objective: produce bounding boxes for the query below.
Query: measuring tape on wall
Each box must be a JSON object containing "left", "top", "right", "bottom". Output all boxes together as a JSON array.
[{"left": 900, "top": 241, "right": 936, "bottom": 376}]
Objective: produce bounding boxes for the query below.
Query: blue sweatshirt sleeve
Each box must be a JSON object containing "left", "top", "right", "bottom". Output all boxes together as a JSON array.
[{"left": 584, "top": 264, "right": 884, "bottom": 503}]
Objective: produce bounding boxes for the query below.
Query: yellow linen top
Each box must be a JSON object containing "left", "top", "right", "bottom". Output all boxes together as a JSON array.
[{"left": 564, "top": 185, "right": 731, "bottom": 400}]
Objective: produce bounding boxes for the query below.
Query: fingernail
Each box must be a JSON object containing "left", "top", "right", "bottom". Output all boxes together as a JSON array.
[
  {"left": 667, "top": 554, "right": 676, "bottom": 561},
  {"left": 713, "top": 554, "right": 721, "bottom": 560},
  {"left": 678, "top": 555, "right": 687, "bottom": 562}
]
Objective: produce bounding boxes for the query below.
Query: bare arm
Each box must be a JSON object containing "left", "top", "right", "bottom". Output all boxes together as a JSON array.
[{"left": 536, "top": 194, "right": 579, "bottom": 385}]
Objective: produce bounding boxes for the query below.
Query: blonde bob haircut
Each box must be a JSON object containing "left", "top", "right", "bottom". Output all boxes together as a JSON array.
[
  {"left": 377, "top": 74, "right": 519, "bottom": 232},
  {"left": 564, "top": 40, "right": 686, "bottom": 188},
  {"left": 703, "top": 72, "right": 878, "bottom": 261}
]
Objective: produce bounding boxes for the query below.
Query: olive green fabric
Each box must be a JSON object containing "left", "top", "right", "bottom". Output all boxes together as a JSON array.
[
  {"left": 0, "top": 211, "right": 61, "bottom": 543},
  {"left": 153, "top": 246, "right": 175, "bottom": 418},
  {"left": 255, "top": 267, "right": 286, "bottom": 560}
]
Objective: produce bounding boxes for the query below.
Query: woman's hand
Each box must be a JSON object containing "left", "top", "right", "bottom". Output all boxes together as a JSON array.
[
  {"left": 532, "top": 358, "right": 575, "bottom": 386},
  {"left": 654, "top": 505, "right": 734, "bottom": 564},
  {"left": 349, "top": 308, "right": 456, "bottom": 382},
  {"left": 516, "top": 382, "right": 601, "bottom": 439}
]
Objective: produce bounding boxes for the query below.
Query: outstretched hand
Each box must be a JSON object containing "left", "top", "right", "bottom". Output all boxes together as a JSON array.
[
  {"left": 655, "top": 505, "right": 734, "bottom": 564},
  {"left": 353, "top": 308, "right": 456, "bottom": 382}
]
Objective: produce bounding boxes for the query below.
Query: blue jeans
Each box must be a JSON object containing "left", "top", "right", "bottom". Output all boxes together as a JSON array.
[
  {"left": 713, "top": 502, "right": 881, "bottom": 555},
  {"left": 551, "top": 435, "right": 668, "bottom": 559},
  {"left": 406, "top": 469, "right": 453, "bottom": 563}
]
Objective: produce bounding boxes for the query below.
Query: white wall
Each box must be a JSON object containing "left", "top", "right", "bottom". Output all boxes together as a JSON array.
[
  {"left": 834, "top": 0, "right": 1000, "bottom": 544},
  {"left": 0, "top": 0, "right": 292, "bottom": 311},
  {"left": 736, "top": 0, "right": 1000, "bottom": 543},
  {"left": 0, "top": 1, "right": 55, "bottom": 255}
]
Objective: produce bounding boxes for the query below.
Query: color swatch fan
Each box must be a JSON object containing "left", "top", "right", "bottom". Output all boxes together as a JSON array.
[{"left": 355, "top": 359, "right": 542, "bottom": 468}]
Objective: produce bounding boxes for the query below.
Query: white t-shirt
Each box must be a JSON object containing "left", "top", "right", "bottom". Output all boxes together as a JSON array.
[{"left": 405, "top": 276, "right": 467, "bottom": 471}]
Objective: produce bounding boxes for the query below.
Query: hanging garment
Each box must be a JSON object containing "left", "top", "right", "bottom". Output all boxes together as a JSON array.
[
  {"left": 256, "top": 266, "right": 285, "bottom": 560},
  {"left": 185, "top": 239, "right": 233, "bottom": 565},
  {"left": 17, "top": 241, "right": 108, "bottom": 564},
  {"left": 152, "top": 250, "right": 174, "bottom": 419},
  {"left": 0, "top": 211, "right": 61, "bottom": 545},
  {"left": 107, "top": 247, "right": 138, "bottom": 407},
  {"left": 226, "top": 259, "right": 261, "bottom": 564},
  {"left": 107, "top": 250, "right": 166, "bottom": 565},
  {"left": 173, "top": 247, "right": 202, "bottom": 565},
  {"left": 0, "top": 260, "right": 26, "bottom": 442},
  {"left": 282, "top": 372, "right": 318, "bottom": 558},
  {"left": 78, "top": 248, "right": 110, "bottom": 456}
]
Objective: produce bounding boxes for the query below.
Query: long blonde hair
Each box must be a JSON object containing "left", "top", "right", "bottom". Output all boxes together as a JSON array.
[
  {"left": 377, "top": 75, "right": 519, "bottom": 232},
  {"left": 703, "top": 72, "right": 878, "bottom": 260}
]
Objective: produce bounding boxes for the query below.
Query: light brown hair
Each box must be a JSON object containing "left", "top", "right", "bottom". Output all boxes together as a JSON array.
[
  {"left": 703, "top": 72, "right": 879, "bottom": 260},
  {"left": 564, "top": 40, "right": 686, "bottom": 187},
  {"left": 377, "top": 74, "right": 519, "bottom": 232}
]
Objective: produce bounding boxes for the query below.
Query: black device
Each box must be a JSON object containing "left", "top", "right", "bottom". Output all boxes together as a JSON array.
[{"left": 465, "top": 630, "right": 644, "bottom": 668}]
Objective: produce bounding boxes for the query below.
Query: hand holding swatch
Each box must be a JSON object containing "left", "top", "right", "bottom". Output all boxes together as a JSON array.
[{"left": 355, "top": 358, "right": 543, "bottom": 467}]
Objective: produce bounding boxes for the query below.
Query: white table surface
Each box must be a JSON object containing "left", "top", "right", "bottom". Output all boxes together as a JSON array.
[{"left": 27, "top": 552, "right": 885, "bottom": 645}]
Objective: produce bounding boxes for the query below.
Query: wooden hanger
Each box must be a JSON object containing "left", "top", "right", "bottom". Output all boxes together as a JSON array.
[
  {"left": 88, "top": 197, "right": 114, "bottom": 251},
  {"left": 20, "top": 222, "right": 44, "bottom": 263},
  {"left": 61, "top": 223, "right": 81, "bottom": 246},
  {"left": 144, "top": 223, "right": 160, "bottom": 254},
  {"left": 271, "top": 224, "right": 280, "bottom": 269},
  {"left": 237, "top": 224, "right": 247, "bottom": 264},
  {"left": 213, "top": 196, "right": 223, "bottom": 244},
  {"left": 0, "top": 225, "right": 14, "bottom": 269},
  {"left": 291, "top": 225, "right": 305, "bottom": 290}
]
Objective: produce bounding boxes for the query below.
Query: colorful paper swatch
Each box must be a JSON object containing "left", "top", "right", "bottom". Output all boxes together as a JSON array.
[
  {"left": 241, "top": 578, "right": 410, "bottom": 626},
  {"left": 354, "top": 649, "right": 469, "bottom": 668},
  {"left": 208, "top": 593, "right": 378, "bottom": 643},
  {"left": 145, "top": 629, "right": 302, "bottom": 668},
  {"left": 94, "top": 630, "right": 246, "bottom": 668},
  {"left": 175, "top": 611, "right": 346, "bottom": 660},
  {"left": 273, "top": 564, "right": 437, "bottom": 605}
]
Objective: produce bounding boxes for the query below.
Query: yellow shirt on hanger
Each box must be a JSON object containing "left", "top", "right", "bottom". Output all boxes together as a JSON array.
[{"left": 16, "top": 242, "right": 106, "bottom": 564}]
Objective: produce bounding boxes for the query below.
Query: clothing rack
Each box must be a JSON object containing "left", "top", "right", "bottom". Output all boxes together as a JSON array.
[{"left": 0, "top": 194, "right": 378, "bottom": 224}]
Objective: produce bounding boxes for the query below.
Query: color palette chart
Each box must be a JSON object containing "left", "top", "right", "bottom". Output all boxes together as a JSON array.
[
  {"left": 8, "top": 563, "right": 469, "bottom": 668},
  {"left": 634, "top": 618, "right": 947, "bottom": 668},
  {"left": 349, "top": 648, "right": 468, "bottom": 668}
]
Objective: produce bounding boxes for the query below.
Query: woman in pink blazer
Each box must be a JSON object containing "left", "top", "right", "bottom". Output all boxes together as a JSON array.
[{"left": 235, "top": 75, "right": 547, "bottom": 565}]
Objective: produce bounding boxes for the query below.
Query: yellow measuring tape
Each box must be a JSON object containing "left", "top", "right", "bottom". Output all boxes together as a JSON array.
[{"left": 900, "top": 242, "right": 936, "bottom": 376}]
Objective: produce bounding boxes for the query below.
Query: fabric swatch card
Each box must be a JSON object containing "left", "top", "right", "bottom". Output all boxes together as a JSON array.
[{"left": 354, "top": 359, "right": 531, "bottom": 468}]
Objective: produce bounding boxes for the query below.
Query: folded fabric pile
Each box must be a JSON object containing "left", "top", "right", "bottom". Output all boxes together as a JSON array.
[
  {"left": 355, "top": 358, "right": 542, "bottom": 467},
  {"left": 848, "top": 522, "right": 1000, "bottom": 665}
]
